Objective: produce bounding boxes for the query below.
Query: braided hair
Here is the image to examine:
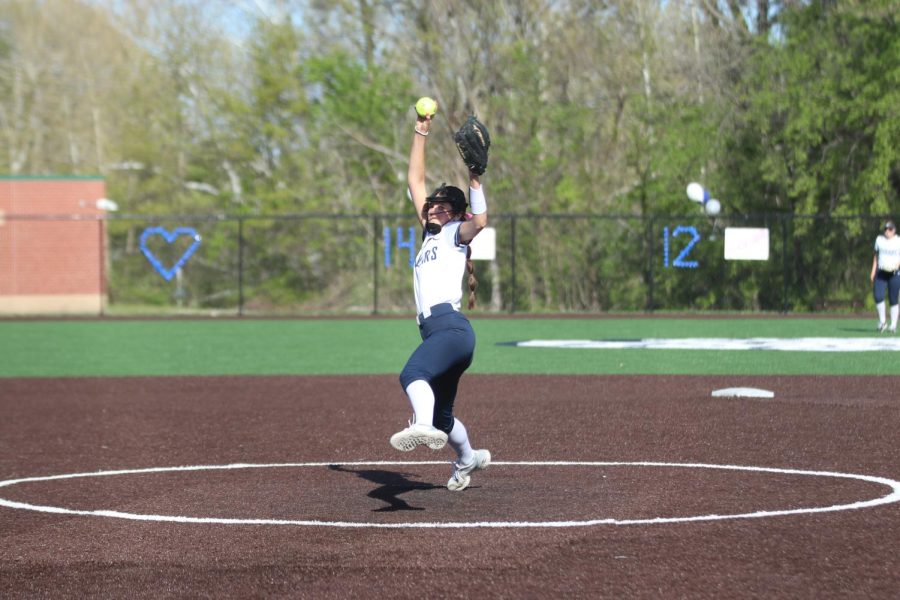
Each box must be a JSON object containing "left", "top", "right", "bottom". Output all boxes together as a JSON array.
[{"left": 465, "top": 245, "right": 478, "bottom": 309}]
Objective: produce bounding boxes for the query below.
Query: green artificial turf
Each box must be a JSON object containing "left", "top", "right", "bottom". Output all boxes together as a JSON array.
[{"left": 0, "top": 317, "right": 895, "bottom": 378}]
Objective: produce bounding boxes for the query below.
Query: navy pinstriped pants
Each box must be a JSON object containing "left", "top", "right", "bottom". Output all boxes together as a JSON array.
[{"left": 399, "top": 303, "right": 475, "bottom": 434}]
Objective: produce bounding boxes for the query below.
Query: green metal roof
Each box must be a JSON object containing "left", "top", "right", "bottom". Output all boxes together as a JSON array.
[{"left": 0, "top": 174, "right": 105, "bottom": 181}]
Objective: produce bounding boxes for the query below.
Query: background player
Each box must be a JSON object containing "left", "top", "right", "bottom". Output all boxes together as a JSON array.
[{"left": 871, "top": 219, "right": 900, "bottom": 332}]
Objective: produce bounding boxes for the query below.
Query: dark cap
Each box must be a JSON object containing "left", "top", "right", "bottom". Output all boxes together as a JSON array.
[
  {"left": 426, "top": 183, "right": 467, "bottom": 213},
  {"left": 885, "top": 220, "right": 896, "bottom": 230}
]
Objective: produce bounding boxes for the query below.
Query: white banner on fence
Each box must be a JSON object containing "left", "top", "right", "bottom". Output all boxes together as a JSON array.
[
  {"left": 724, "top": 227, "right": 770, "bottom": 261},
  {"left": 469, "top": 227, "right": 496, "bottom": 261}
]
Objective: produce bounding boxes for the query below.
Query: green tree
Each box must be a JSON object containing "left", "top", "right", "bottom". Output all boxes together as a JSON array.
[
  {"left": 731, "top": 0, "right": 899, "bottom": 215},
  {"left": 726, "top": 0, "right": 899, "bottom": 309}
]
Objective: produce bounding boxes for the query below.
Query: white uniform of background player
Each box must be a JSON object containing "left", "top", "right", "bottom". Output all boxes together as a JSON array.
[{"left": 871, "top": 220, "right": 900, "bottom": 332}]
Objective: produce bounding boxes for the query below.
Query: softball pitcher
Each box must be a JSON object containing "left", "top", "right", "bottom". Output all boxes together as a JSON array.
[
  {"left": 871, "top": 220, "right": 900, "bottom": 333},
  {"left": 388, "top": 109, "right": 491, "bottom": 492}
]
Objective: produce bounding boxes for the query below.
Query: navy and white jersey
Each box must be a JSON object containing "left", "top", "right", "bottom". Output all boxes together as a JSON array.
[
  {"left": 874, "top": 235, "right": 900, "bottom": 271},
  {"left": 413, "top": 220, "right": 467, "bottom": 318}
]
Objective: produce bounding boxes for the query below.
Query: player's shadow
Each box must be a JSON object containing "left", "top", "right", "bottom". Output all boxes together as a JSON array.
[{"left": 328, "top": 464, "right": 441, "bottom": 512}]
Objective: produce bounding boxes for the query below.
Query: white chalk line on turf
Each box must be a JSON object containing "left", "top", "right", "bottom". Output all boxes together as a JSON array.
[
  {"left": 515, "top": 338, "right": 900, "bottom": 352},
  {"left": 1, "top": 461, "right": 898, "bottom": 528}
]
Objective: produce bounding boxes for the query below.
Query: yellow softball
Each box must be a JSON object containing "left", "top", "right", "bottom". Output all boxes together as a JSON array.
[{"left": 415, "top": 97, "right": 438, "bottom": 118}]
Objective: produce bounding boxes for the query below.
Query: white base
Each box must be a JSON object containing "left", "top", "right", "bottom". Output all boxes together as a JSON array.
[{"left": 711, "top": 387, "right": 775, "bottom": 398}]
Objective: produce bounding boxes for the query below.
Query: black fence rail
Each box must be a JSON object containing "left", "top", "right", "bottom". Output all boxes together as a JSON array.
[{"left": 1, "top": 212, "right": 885, "bottom": 316}]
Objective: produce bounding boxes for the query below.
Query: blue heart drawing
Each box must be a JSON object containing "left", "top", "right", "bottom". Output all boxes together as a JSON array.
[{"left": 140, "top": 226, "right": 202, "bottom": 281}]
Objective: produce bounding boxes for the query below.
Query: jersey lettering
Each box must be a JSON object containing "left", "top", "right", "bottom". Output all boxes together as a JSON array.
[{"left": 415, "top": 246, "right": 439, "bottom": 267}]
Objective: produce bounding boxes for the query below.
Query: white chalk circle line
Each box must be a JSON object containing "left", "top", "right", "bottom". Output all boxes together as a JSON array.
[{"left": 1, "top": 461, "right": 898, "bottom": 529}]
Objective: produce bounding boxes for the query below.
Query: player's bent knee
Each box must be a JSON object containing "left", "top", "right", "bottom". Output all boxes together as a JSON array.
[{"left": 400, "top": 368, "right": 430, "bottom": 390}]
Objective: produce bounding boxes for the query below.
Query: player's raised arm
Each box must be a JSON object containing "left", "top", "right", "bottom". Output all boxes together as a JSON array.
[{"left": 407, "top": 114, "right": 431, "bottom": 226}]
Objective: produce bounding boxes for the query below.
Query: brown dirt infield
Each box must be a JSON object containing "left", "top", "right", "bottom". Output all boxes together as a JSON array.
[{"left": 1, "top": 374, "right": 899, "bottom": 598}]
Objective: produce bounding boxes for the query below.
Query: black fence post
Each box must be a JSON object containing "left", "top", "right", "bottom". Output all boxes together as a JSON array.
[
  {"left": 372, "top": 215, "right": 379, "bottom": 315},
  {"left": 510, "top": 215, "right": 517, "bottom": 313},
  {"left": 646, "top": 216, "right": 655, "bottom": 312},
  {"left": 782, "top": 215, "right": 789, "bottom": 313},
  {"left": 237, "top": 217, "right": 245, "bottom": 317},
  {"left": 98, "top": 218, "right": 106, "bottom": 317}
]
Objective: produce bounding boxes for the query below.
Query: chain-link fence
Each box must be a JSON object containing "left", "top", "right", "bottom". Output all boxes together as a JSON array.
[{"left": 1, "top": 212, "right": 886, "bottom": 316}]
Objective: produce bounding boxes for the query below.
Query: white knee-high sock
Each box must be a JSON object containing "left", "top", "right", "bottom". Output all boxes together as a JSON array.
[
  {"left": 405, "top": 380, "right": 434, "bottom": 426},
  {"left": 891, "top": 304, "right": 899, "bottom": 328},
  {"left": 448, "top": 418, "right": 474, "bottom": 465},
  {"left": 876, "top": 301, "right": 886, "bottom": 324}
]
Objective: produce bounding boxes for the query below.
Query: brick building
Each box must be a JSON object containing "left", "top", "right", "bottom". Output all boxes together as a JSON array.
[{"left": 0, "top": 176, "right": 109, "bottom": 315}]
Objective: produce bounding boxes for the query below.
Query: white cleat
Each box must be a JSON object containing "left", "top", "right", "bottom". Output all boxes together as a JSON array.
[
  {"left": 389, "top": 423, "right": 448, "bottom": 452},
  {"left": 447, "top": 449, "right": 491, "bottom": 491},
  {"left": 878, "top": 322, "right": 888, "bottom": 333}
]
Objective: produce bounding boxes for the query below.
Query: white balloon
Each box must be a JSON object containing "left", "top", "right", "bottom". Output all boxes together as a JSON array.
[
  {"left": 705, "top": 198, "right": 721, "bottom": 216},
  {"left": 686, "top": 182, "right": 705, "bottom": 203},
  {"left": 96, "top": 198, "right": 119, "bottom": 211}
]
